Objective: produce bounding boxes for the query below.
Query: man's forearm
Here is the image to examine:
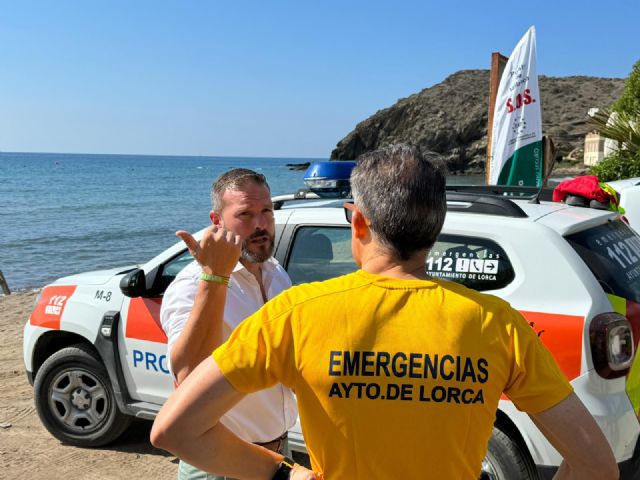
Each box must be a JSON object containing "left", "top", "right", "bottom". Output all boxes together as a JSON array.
[
  {"left": 531, "top": 393, "right": 619, "bottom": 480},
  {"left": 170, "top": 422, "right": 282, "bottom": 480},
  {"left": 152, "top": 356, "right": 281, "bottom": 479},
  {"left": 170, "top": 280, "right": 228, "bottom": 384},
  {"left": 153, "top": 325, "right": 319, "bottom": 480}
]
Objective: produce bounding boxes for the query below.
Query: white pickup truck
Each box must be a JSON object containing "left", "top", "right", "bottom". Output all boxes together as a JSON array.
[{"left": 24, "top": 185, "right": 640, "bottom": 479}]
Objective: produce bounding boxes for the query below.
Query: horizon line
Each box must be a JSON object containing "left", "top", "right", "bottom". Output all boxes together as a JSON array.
[{"left": 0, "top": 150, "right": 331, "bottom": 160}]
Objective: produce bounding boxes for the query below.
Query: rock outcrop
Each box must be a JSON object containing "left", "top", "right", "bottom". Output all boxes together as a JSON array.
[{"left": 331, "top": 70, "right": 624, "bottom": 174}]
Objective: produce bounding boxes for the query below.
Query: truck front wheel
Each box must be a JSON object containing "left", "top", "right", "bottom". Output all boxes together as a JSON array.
[{"left": 34, "top": 344, "right": 132, "bottom": 447}]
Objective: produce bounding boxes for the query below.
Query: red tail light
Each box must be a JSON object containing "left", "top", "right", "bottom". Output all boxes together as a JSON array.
[{"left": 589, "top": 312, "right": 635, "bottom": 379}]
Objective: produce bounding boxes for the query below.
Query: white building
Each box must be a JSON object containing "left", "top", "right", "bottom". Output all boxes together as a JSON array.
[{"left": 584, "top": 131, "right": 605, "bottom": 166}]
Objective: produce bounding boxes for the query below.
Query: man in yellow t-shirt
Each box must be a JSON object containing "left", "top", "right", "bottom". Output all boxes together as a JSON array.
[{"left": 152, "top": 145, "right": 618, "bottom": 480}]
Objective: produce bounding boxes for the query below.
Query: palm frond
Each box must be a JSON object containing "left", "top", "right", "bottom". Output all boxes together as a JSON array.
[{"left": 589, "top": 108, "right": 640, "bottom": 154}]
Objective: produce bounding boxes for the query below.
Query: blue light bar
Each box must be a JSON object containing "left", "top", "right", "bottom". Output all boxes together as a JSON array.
[{"left": 303, "top": 161, "right": 356, "bottom": 198}]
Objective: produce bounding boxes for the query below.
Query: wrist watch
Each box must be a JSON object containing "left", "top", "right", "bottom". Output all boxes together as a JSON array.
[{"left": 272, "top": 456, "right": 295, "bottom": 479}]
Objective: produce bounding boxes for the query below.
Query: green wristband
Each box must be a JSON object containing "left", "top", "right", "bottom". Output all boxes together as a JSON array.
[{"left": 200, "top": 272, "right": 230, "bottom": 286}]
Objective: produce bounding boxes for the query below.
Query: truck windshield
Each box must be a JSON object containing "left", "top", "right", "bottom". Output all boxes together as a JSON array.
[{"left": 566, "top": 219, "right": 640, "bottom": 303}]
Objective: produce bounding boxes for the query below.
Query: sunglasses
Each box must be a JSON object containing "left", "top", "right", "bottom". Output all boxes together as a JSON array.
[{"left": 343, "top": 202, "right": 355, "bottom": 223}]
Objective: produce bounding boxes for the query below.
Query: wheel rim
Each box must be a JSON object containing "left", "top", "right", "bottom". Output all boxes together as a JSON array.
[
  {"left": 479, "top": 456, "right": 499, "bottom": 480},
  {"left": 47, "top": 367, "right": 110, "bottom": 434}
]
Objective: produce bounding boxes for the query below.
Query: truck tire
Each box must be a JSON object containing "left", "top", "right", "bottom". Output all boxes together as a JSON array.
[
  {"left": 34, "top": 344, "right": 132, "bottom": 447},
  {"left": 480, "top": 427, "right": 537, "bottom": 480}
]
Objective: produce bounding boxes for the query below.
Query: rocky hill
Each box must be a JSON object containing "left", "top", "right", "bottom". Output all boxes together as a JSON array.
[{"left": 330, "top": 70, "right": 624, "bottom": 174}]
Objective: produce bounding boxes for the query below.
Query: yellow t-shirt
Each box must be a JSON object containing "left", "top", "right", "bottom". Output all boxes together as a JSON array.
[{"left": 213, "top": 270, "right": 572, "bottom": 479}]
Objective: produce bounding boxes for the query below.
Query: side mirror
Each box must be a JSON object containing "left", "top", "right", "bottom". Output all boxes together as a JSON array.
[{"left": 119, "top": 268, "right": 147, "bottom": 298}]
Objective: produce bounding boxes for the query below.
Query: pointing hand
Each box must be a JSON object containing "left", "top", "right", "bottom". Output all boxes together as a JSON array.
[{"left": 176, "top": 225, "right": 242, "bottom": 278}]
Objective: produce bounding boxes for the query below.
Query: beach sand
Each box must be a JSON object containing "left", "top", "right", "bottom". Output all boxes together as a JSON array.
[{"left": 0, "top": 292, "right": 177, "bottom": 479}]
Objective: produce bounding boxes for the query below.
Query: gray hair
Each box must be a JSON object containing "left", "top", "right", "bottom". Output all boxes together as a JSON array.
[
  {"left": 211, "top": 168, "right": 270, "bottom": 211},
  {"left": 350, "top": 144, "right": 447, "bottom": 260}
]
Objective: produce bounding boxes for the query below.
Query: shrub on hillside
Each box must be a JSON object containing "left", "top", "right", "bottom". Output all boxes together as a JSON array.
[
  {"left": 590, "top": 150, "right": 640, "bottom": 182},
  {"left": 588, "top": 60, "right": 640, "bottom": 181},
  {"left": 613, "top": 60, "right": 640, "bottom": 115}
]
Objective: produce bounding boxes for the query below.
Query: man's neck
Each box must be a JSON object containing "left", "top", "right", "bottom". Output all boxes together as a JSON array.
[
  {"left": 240, "top": 258, "right": 263, "bottom": 278},
  {"left": 360, "top": 247, "right": 428, "bottom": 280}
]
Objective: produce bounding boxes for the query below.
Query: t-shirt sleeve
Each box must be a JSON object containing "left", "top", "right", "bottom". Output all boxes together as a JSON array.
[
  {"left": 212, "top": 293, "right": 296, "bottom": 393},
  {"left": 503, "top": 307, "right": 574, "bottom": 413}
]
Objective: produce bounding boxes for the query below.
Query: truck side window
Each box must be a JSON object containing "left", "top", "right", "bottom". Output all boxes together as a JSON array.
[
  {"left": 286, "top": 226, "right": 357, "bottom": 285},
  {"left": 427, "top": 235, "right": 514, "bottom": 291},
  {"left": 158, "top": 250, "right": 194, "bottom": 291},
  {"left": 566, "top": 220, "right": 640, "bottom": 303}
]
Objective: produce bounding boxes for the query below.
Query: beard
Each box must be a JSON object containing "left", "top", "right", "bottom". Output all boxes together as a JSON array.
[{"left": 241, "top": 228, "right": 275, "bottom": 264}]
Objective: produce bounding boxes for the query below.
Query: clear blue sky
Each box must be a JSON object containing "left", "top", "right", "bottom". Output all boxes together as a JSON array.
[{"left": 1, "top": 0, "right": 638, "bottom": 158}]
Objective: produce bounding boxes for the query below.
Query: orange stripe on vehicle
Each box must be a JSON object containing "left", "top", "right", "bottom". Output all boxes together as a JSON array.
[
  {"left": 125, "top": 297, "right": 167, "bottom": 343},
  {"left": 519, "top": 311, "right": 584, "bottom": 382},
  {"left": 30, "top": 285, "right": 77, "bottom": 330}
]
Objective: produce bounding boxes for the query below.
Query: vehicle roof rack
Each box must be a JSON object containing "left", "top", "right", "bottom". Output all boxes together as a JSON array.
[
  {"left": 445, "top": 185, "right": 554, "bottom": 202},
  {"left": 446, "top": 193, "right": 528, "bottom": 217},
  {"left": 273, "top": 189, "right": 529, "bottom": 218}
]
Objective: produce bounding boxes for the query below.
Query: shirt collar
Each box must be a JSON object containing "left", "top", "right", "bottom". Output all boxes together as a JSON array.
[{"left": 232, "top": 257, "right": 279, "bottom": 275}]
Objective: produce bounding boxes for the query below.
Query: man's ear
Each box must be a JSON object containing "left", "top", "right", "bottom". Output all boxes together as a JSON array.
[
  {"left": 210, "top": 211, "right": 222, "bottom": 226},
  {"left": 351, "top": 210, "right": 369, "bottom": 240}
]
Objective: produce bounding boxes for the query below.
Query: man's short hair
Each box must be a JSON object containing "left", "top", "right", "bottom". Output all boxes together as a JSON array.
[
  {"left": 351, "top": 144, "right": 447, "bottom": 260},
  {"left": 211, "top": 168, "right": 270, "bottom": 211}
]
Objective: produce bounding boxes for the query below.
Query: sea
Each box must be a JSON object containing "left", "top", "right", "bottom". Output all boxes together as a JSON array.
[{"left": 0, "top": 152, "right": 482, "bottom": 291}]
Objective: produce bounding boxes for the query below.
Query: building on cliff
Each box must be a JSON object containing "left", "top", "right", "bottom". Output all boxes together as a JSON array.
[
  {"left": 584, "top": 108, "right": 621, "bottom": 166},
  {"left": 584, "top": 131, "right": 605, "bottom": 166}
]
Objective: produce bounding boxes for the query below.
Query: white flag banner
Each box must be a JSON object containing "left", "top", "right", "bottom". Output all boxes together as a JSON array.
[{"left": 489, "top": 26, "right": 543, "bottom": 186}]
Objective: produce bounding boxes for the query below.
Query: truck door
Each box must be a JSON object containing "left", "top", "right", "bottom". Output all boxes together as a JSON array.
[{"left": 118, "top": 250, "right": 192, "bottom": 404}]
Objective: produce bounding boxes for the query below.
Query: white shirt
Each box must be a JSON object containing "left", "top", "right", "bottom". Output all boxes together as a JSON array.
[{"left": 160, "top": 258, "right": 298, "bottom": 443}]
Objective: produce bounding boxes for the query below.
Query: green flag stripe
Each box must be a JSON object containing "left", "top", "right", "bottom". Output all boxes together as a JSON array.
[{"left": 497, "top": 140, "right": 544, "bottom": 187}]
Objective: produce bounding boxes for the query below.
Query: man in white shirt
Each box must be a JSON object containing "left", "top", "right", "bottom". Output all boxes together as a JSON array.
[{"left": 160, "top": 168, "right": 297, "bottom": 480}]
